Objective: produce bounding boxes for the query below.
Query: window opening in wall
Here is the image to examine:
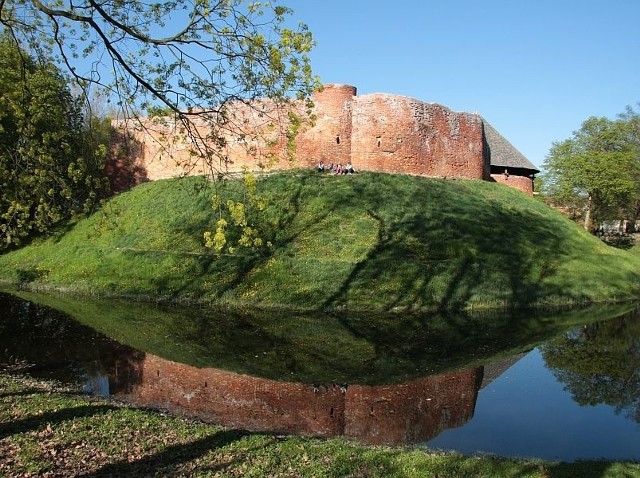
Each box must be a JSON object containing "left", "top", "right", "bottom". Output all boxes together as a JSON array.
[
  {"left": 336, "top": 135, "right": 340, "bottom": 144},
  {"left": 376, "top": 136, "right": 381, "bottom": 147}
]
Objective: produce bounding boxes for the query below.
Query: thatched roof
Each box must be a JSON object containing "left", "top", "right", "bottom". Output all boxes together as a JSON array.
[{"left": 483, "top": 120, "right": 539, "bottom": 174}]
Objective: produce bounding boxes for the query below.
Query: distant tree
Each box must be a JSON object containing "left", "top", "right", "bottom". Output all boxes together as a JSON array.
[
  {"left": 540, "top": 109, "right": 640, "bottom": 231},
  {"left": 0, "top": 0, "right": 319, "bottom": 174},
  {"left": 619, "top": 103, "right": 640, "bottom": 145},
  {"left": 542, "top": 313, "right": 640, "bottom": 423},
  {"left": 0, "top": 37, "right": 109, "bottom": 248}
]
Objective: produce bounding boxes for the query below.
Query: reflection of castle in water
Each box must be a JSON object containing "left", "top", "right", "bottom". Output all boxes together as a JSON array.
[
  {"left": 107, "top": 353, "right": 483, "bottom": 446},
  {"left": 0, "top": 292, "right": 530, "bottom": 446},
  {"left": 5, "top": 292, "right": 638, "bottom": 454}
]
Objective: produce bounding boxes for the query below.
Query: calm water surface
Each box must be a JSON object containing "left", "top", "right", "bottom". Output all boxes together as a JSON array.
[
  {"left": 1, "top": 291, "right": 639, "bottom": 461},
  {"left": 425, "top": 349, "right": 640, "bottom": 461}
]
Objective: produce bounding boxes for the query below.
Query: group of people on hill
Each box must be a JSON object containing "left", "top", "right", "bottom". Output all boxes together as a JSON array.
[{"left": 316, "top": 160, "right": 356, "bottom": 175}]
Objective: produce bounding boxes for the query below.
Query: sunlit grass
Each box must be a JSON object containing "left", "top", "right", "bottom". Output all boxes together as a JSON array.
[{"left": 1, "top": 170, "right": 639, "bottom": 311}]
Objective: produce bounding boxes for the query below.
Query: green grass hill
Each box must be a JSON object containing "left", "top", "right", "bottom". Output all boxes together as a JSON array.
[{"left": 1, "top": 170, "right": 639, "bottom": 312}]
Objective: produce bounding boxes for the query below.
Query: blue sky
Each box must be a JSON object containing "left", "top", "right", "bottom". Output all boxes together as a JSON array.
[{"left": 286, "top": 1, "right": 640, "bottom": 169}]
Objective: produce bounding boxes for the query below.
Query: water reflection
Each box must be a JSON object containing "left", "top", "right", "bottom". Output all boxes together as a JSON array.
[
  {"left": 1, "top": 290, "right": 639, "bottom": 457},
  {"left": 4, "top": 289, "right": 635, "bottom": 386},
  {"left": 0, "top": 291, "right": 483, "bottom": 444},
  {"left": 542, "top": 312, "right": 640, "bottom": 424},
  {"left": 114, "top": 353, "right": 482, "bottom": 445}
]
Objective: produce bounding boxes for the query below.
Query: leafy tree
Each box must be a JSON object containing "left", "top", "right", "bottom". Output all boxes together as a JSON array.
[
  {"left": 540, "top": 109, "right": 640, "bottom": 231},
  {"left": 0, "top": 0, "right": 319, "bottom": 174},
  {"left": 542, "top": 312, "right": 640, "bottom": 423},
  {"left": 0, "top": 37, "right": 109, "bottom": 248}
]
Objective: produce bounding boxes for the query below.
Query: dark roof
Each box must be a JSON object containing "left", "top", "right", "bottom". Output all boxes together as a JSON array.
[{"left": 482, "top": 120, "right": 540, "bottom": 173}]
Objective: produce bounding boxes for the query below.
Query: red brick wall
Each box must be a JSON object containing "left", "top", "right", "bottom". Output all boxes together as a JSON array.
[
  {"left": 124, "top": 354, "right": 346, "bottom": 437},
  {"left": 109, "top": 99, "right": 305, "bottom": 186},
  {"left": 350, "top": 94, "right": 486, "bottom": 179},
  {"left": 344, "top": 369, "right": 481, "bottom": 444},
  {"left": 490, "top": 174, "right": 534, "bottom": 195},
  {"left": 108, "top": 84, "right": 498, "bottom": 188},
  {"left": 296, "top": 84, "right": 356, "bottom": 167}
]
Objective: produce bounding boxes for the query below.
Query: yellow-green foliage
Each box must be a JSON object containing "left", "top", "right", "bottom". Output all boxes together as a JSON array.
[{"left": 204, "top": 172, "right": 271, "bottom": 253}]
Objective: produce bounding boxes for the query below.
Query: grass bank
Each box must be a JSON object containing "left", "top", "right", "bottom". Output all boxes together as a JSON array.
[
  {"left": 2, "top": 373, "right": 639, "bottom": 478},
  {"left": 1, "top": 171, "right": 639, "bottom": 311}
]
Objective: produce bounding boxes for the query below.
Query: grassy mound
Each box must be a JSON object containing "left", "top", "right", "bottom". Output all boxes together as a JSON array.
[{"left": 1, "top": 170, "right": 639, "bottom": 311}]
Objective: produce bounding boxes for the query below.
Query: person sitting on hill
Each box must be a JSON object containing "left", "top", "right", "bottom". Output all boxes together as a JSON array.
[
  {"left": 328, "top": 162, "right": 335, "bottom": 173},
  {"left": 317, "top": 160, "right": 325, "bottom": 172},
  {"left": 345, "top": 161, "right": 355, "bottom": 174},
  {"left": 335, "top": 163, "right": 343, "bottom": 174}
]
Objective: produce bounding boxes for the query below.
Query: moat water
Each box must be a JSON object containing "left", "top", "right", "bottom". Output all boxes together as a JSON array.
[{"left": 1, "top": 290, "right": 639, "bottom": 461}]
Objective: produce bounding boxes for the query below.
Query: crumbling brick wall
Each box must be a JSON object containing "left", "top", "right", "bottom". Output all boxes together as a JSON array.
[
  {"left": 350, "top": 94, "right": 486, "bottom": 179},
  {"left": 108, "top": 84, "right": 500, "bottom": 189}
]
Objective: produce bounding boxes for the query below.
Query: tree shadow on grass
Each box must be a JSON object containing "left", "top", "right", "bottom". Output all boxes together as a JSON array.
[
  {"left": 147, "top": 171, "right": 336, "bottom": 303},
  {"left": 320, "top": 175, "right": 633, "bottom": 312},
  {"left": 0, "top": 378, "right": 262, "bottom": 476},
  {"left": 0, "top": 404, "right": 119, "bottom": 439},
  {"left": 0, "top": 389, "right": 42, "bottom": 399},
  {"left": 0, "top": 389, "right": 83, "bottom": 400},
  {"left": 414, "top": 453, "right": 634, "bottom": 478},
  {"left": 547, "top": 460, "right": 637, "bottom": 478},
  {"left": 56, "top": 171, "right": 640, "bottom": 312},
  {"left": 84, "top": 429, "right": 257, "bottom": 478}
]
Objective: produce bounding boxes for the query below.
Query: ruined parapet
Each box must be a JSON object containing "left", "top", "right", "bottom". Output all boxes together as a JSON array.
[
  {"left": 106, "top": 125, "right": 149, "bottom": 192},
  {"left": 109, "top": 116, "right": 215, "bottom": 185},
  {"left": 350, "top": 94, "right": 487, "bottom": 179},
  {"left": 108, "top": 84, "right": 538, "bottom": 194},
  {"left": 296, "top": 83, "right": 356, "bottom": 167},
  {"left": 109, "top": 96, "right": 311, "bottom": 184}
]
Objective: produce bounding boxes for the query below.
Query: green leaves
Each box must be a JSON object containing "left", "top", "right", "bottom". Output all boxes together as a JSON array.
[
  {"left": 0, "top": 37, "right": 109, "bottom": 248},
  {"left": 1, "top": 0, "right": 320, "bottom": 178},
  {"left": 541, "top": 107, "right": 640, "bottom": 230},
  {"left": 203, "top": 171, "right": 271, "bottom": 254}
]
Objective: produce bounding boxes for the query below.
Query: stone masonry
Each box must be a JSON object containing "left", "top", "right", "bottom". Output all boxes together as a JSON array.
[{"left": 109, "top": 84, "right": 536, "bottom": 194}]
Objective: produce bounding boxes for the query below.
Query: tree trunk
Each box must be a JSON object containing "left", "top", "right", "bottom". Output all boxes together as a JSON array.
[{"left": 583, "top": 195, "right": 592, "bottom": 231}]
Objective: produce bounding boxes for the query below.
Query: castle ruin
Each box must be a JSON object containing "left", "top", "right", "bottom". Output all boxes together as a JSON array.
[{"left": 109, "top": 84, "right": 539, "bottom": 194}]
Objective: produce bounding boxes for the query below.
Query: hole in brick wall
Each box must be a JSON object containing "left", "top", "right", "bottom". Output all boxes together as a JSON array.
[
  {"left": 336, "top": 135, "right": 340, "bottom": 144},
  {"left": 376, "top": 137, "right": 381, "bottom": 147}
]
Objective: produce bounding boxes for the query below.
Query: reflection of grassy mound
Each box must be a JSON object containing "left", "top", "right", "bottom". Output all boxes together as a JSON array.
[
  {"left": 6, "top": 289, "right": 636, "bottom": 385},
  {"left": 1, "top": 171, "right": 639, "bottom": 311}
]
